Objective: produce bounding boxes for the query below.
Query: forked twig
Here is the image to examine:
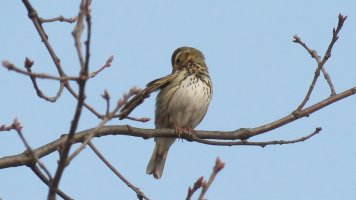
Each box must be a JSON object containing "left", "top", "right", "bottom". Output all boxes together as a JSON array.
[
  {"left": 185, "top": 176, "right": 204, "bottom": 200},
  {"left": 294, "top": 14, "right": 347, "bottom": 111},
  {"left": 197, "top": 158, "right": 225, "bottom": 200}
]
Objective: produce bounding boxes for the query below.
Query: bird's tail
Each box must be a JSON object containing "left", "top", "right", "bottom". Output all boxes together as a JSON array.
[{"left": 146, "top": 138, "right": 175, "bottom": 179}]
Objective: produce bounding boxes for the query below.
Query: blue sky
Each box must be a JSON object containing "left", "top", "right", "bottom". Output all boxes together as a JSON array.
[{"left": 1, "top": 1, "right": 356, "bottom": 199}]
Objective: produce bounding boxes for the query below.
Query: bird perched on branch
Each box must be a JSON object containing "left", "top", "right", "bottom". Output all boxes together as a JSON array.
[{"left": 119, "top": 47, "right": 212, "bottom": 179}]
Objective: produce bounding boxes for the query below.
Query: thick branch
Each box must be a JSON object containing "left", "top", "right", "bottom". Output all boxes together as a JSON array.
[{"left": 1, "top": 87, "right": 354, "bottom": 169}]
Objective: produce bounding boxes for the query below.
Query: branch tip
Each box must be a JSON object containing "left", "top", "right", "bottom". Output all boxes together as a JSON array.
[
  {"left": 214, "top": 157, "right": 225, "bottom": 172},
  {"left": 101, "top": 89, "right": 110, "bottom": 100},
  {"left": 24, "top": 57, "right": 34, "bottom": 69}
]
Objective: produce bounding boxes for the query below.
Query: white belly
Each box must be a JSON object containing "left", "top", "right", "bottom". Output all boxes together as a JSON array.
[{"left": 156, "top": 75, "right": 212, "bottom": 129}]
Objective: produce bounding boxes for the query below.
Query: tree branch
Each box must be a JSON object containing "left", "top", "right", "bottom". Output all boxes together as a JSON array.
[
  {"left": 89, "top": 142, "right": 150, "bottom": 200},
  {"left": 197, "top": 157, "right": 225, "bottom": 200},
  {"left": 22, "top": 0, "right": 68, "bottom": 103},
  {"left": 1, "top": 86, "right": 354, "bottom": 169},
  {"left": 186, "top": 176, "right": 203, "bottom": 200},
  {"left": 29, "top": 164, "right": 73, "bottom": 200},
  {"left": 39, "top": 16, "right": 77, "bottom": 24},
  {"left": 293, "top": 14, "right": 347, "bottom": 110},
  {"left": 188, "top": 127, "right": 321, "bottom": 147},
  {"left": 2, "top": 60, "right": 78, "bottom": 81},
  {"left": 89, "top": 55, "right": 114, "bottom": 78},
  {"left": 48, "top": 1, "right": 91, "bottom": 199}
]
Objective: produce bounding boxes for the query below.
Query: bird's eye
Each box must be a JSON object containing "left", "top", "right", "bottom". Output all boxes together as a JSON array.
[{"left": 176, "top": 58, "right": 180, "bottom": 64}]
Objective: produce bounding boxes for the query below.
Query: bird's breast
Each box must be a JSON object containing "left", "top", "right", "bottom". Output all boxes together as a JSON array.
[{"left": 155, "top": 74, "right": 212, "bottom": 129}]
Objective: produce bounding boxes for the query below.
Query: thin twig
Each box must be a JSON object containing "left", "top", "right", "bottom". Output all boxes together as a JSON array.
[
  {"left": 102, "top": 90, "right": 110, "bottom": 115},
  {"left": 22, "top": 0, "right": 66, "bottom": 77},
  {"left": 11, "top": 118, "right": 52, "bottom": 181},
  {"left": 0, "top": 123, "right": 16, "bottom": 131},
  {"left": 197, "top": 158, "right": 225, "bottom": 200},
  {"left": 29, "top": 164, "right": 73, "bottom": 200},
  {"left": 89, "top": 142, "right": 150, "bottom": 200},
  {"left": 65, "top": 84, "right": 104, "bottom": 118},
  {"left": 189, "top": 127, "right": 321, "bottom": 147},
  {"left": 40, "top": 16, "right": 77, "bottom": 23},
  {"left": 122, "top": 116, "right": 151, "bottom": 122},
  {"left": 321, "top": 67, "right": 335, "bottom": 96},
  {"left": 185, "top": 176, "right": 204, "bottom": 200},
  {"left": 22, "top": 0, "right": 67, "bottom": 102},
  {"left": 319, "top": 14, "right": 347, "bottom": 95},
  {"left": 28, "top": 71, "right": 65, "bottom": 102},
  {"left": 2, "top": 60, "right": 78, "bottom": 81},
  {"left": 90, "top": 55, "right": 114, "bottom": 78},
  {"left": 21, "top": 0, "right": 103, "bottom": 116},
  {"left": 293, "top": 35, "right": 325, "bottom": 110},
  {"left": 21, "top": 0, "right": 120, "bottom": 119},
  {"left": 67, "top": 87, "right": 139, "bottom": 163},
  {"left": 321, "top": 14, "right": 347, "bottom": 66}
]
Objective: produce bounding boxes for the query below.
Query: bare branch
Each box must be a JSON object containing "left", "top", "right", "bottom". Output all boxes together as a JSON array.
[
  {"left": 2, "top": 60, "right": 78, "bottom": 81},
  {"left": 123, "top": 116, "right": 151, "bottom": 122},
  {"left": 89, "top": 142, "right": 150, "bottom": 200},
  {"left": 28, "top": 71, "right": 65, "bottom": 102},
  {"left": 2, "top": 10, "right": 354, "bottom": 200},
  {"left": 20, "top": 0, "right": 125, "bottom": 120},
  {"left": 12, "top": 118, "right": 52, "bottom": 181},
  {"left": 321, "top": 14, "right": 347, "bottom": 66},
  {"left": 189, "top": 127, "right": 321, "bottom": 147},
  {"left": 0, "top": 122, "right": 16, "bottom": 132},
  {"left": 321, "top": 67, "right": 335, "bottom": 96},
  {"left": 29, "top": 164, "right": 73, "bottom": 200},
  {"left": 39, "top": 16, "right": 77, "bottom": 23},
  {"left": 67, "top": 87, "right": 139, "bottom": 163},
  {"left": 48, "top": 1, "right": 92, "bottom": 199},
  {"left": 185, "top": 176, "right": 203, "bottom": 200},
  {"left": 65, "top": 85, "right": 104, "bottom": 118},
  {"left": 22, "top": 0, "right": 66, "bottom": 76},
  {"left": 1, "top": 86, "right": 354, "bottom": 169},
  {"left": 102, "top": 90, "right": 111, "bottom": 115},
  {"left": 294, "top": 14, "right": 347, "bottom": 110},
  {"left": 90, "top": 55, "right": 114, "bottom": 78},
  {"left": 21, "top": 0, "right": 68, "bottom": 103},
  {"left": 197, "top": 158, "right": 225, "bottom": 200}
]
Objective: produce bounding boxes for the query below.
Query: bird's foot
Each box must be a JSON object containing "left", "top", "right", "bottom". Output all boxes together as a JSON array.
[{"left": 174, "top": 126, "right": 193, "bottom": 141}]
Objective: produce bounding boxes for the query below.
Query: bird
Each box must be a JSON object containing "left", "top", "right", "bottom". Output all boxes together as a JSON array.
[{"left": 119, "top": 47, "right": 212, "bottom": 179}]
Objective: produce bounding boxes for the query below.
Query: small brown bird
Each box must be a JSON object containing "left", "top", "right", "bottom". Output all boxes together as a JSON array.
[{"left": 119, "top": 47, "right": 212, "bottom": 179}]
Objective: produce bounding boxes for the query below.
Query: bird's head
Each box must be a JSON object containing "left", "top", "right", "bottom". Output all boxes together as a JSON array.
[{"left": 171, "top": 47, "right": 206, "bottom": 73}]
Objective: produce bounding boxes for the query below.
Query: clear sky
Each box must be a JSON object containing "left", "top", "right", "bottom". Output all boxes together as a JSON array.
[{"left": 1, "top": 1, "right": 356, "bottom": 200}]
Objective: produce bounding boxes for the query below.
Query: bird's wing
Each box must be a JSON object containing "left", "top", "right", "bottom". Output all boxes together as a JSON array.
[{"left": 119, "top": 73, "right": 176, "bottom": 120}]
